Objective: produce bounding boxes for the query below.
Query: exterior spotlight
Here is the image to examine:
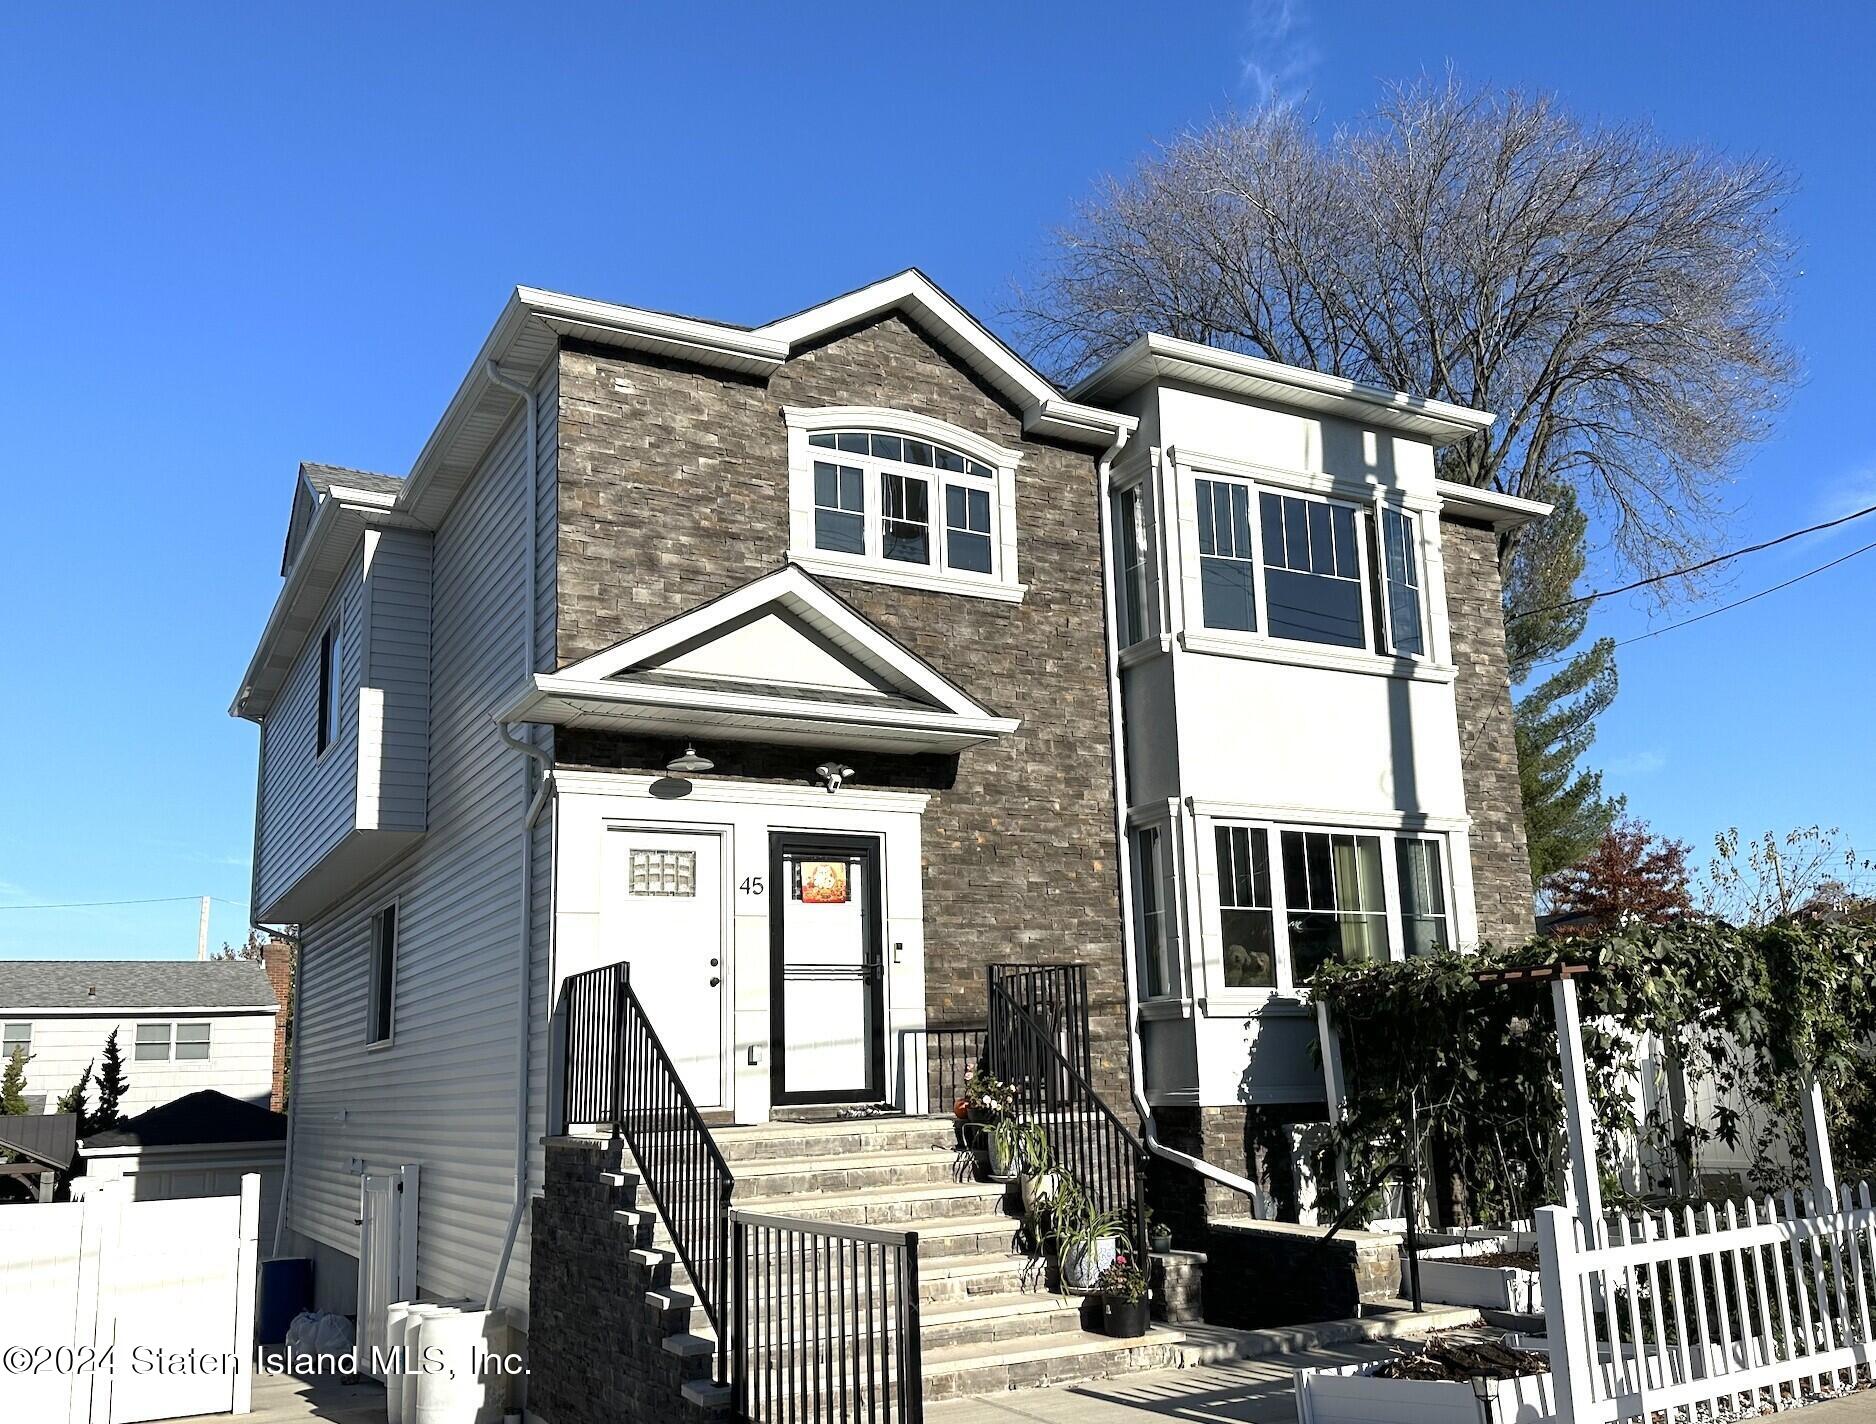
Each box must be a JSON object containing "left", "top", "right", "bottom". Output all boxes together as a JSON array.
[
  {"left": 666, "top": 744, "right": 714, "bottom": 775},
  {"left": 815, "top": 762, "right": 854, "bottom": 793}
]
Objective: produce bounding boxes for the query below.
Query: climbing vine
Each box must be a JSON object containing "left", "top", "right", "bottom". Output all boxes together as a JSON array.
[{"left": 1309, "top": 914, "right": 1876, "bottom": 1225}]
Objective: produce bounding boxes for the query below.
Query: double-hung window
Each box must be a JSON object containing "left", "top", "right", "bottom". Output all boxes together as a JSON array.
[
  {"left": 1113, "top": 484, "right": 1154, "bottom": 646},
  {"left": 1396, "top": 837, "right": 1450, "bottom": 955},
  {"left": 1196, "top": 479, "right": 1257, "bottom": 632},
  {"left": 1216, "top": 826, "right": 1277, "bottom": 988},
  {"left": 1260, "top": 492, "right": 1365, "bottom": 649},
  {"left": 789, "top": 412, "right": 1023, "bottom": 600},
  {"left": 1282, "top": 829, "right": 1388, "bottom": 980},
  {"left": 134, "top": 1021, "right": 208, "bottom": 1060},
  {"left": 1132, "top": 826, "right": 1175, "bottom": 999},
  {"left": 2, "top": 1022, "right": 29, "bottom": 1062},
  {"left": 1380, "top": 507, "right": 1425, "bottom": 656}
]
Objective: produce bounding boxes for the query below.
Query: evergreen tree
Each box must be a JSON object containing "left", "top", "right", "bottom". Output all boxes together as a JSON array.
[
  {"left": 94, "top": 1029, "right": 128, "bottom": 1130},
  {"left": 56, "top": 1061, "right": 93, "bottom": 1126},
  {"left": 1, "top": 1046, "right": 29, "bottom": 1115},
  {"left": 1504, "top": 483, "right": 1623, "bottom": 881}
]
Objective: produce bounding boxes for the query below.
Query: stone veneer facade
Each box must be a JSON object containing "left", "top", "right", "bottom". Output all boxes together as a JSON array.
[
  {"left": 1440, "top": 515, "right": 1537, "bottom": 949},
  {"left": 550, "top": 314, "right": 1131, "bottom": 1104}
]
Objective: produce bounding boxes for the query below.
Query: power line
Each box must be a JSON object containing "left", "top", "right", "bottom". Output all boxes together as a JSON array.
[
  {"left": 0, "top": 894, "right": 249, "bottom": 913},
  {"left": 1530, "top": 534, "right": 1876, "bottom": 670},
  {"left": 1509, "top": 499, "right": 1876, "bottom": 624}
]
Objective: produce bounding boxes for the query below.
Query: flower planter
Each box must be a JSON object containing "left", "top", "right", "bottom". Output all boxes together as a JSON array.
[
  {"left": 984, "top": 1136, "right": 1019, "bottom": 1182},
  {"left": 1413, "top": 1237, "right": 1543, "bottom": 1313},
  {"left": 1293, "top": 1359, "right": 1556, "bottom": 1424},
  {"left": 1100, "top": 1295, "right": 1149, "bottom": 1338},
  {"left": 1148, "top": 1229, "right": 1173, "bottom": 1253},
  {"left": 1058, "top": 1235, "right": 1120, "bottom": 1294},
  {"left": 1020, "top": 1170, "right": 1061, "bottom": 1214}
]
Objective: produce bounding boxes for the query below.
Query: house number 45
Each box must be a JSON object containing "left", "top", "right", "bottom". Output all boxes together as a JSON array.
[{"left": 738, "top": 876, "right": 765, "bottom": 897}]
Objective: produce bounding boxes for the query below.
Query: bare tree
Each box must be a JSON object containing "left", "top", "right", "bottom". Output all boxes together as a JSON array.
[{"left": 1017, "top": 77, "right": 1797, "bottom": 582}]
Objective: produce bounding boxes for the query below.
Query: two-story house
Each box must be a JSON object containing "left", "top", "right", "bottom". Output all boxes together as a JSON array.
[
  {"left": 233, "top": 272, "right": 1540, "bottom": 1405},
  {"left": 1070, "top": 337, "right": 1545, "bottom": 1223}
]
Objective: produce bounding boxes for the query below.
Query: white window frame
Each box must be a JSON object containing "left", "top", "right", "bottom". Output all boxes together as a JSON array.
[
  {"left": 174, "top": 1021, "right": 211, "bottom": 1061},
  {"left": 1169, "top": 449, "right": 1453, "bottom": 681},
  {"left": 134, "top": 1021, "right": 174, "bottom": 1061},
  {"left": 1395, "top": 834, "right": 1453, "bottom": 956},
  {"left": 1190, "top": 803, "right": 1476, "bottom": 1012},
  {"left": 784, "top": 407, "right": 1026, "bottom": 602},
  {"left": 1, "top": 1022, "right": 30, "bottom": 1060},
  {"left": 368, "top": 900, "right": 399, "bottom": 1048}
]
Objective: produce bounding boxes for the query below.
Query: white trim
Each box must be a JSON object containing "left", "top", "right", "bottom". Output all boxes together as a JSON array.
[
  {"left": 1178, "top": 630, "right": 1457, "bottom": 683},
  {"left": 0, "top": 1005, "right": 277, "bottom": 1017},
  {"left": 517, "top": 285, "right": 789, "bottom": 370},
  {"left": 1172, "top": 445, "right": 1445, "bottom": 513},
  {"left": 1434, "top": 479, "right": 1554, "bottom": 530},
  {"left": 1187, "top": 797, "right": 1471, "bottom": 834},
  {"left": 1072, "top": 332, "right": 1495, "bottom": 446},
  {"left": 553, "top": 768, "right": 931, "bottom": 816},
  {"left": 784, "top": 410, "right": 1025, "bottom": 601},
  {"left": 783, "top": 406, "right": 1024, "bottom": 469}
]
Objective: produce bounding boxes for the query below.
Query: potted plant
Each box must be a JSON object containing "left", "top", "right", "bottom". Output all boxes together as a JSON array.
[
  {"left": 956, "top": 1067, "right": 1015, "bottom": 1128},
  {"left": 983, "top": 1115, "right": 1023, "bottom": 1181},
  {"left": 1092, "top": 1254, "right": 1149, "bottom": 1337},
  {"left": 1052, "top": 1180, "right": 1127, "bottom": 1294},
  {"left": 1016, "top": 1121, "right": 1060, "bottom": 1212},
  {"left": 1146, "top": 1209, "right": 1173, "bottom": 1253}
]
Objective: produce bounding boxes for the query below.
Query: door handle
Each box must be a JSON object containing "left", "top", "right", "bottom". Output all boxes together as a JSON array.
[{"left": 710, "top": 976, "right": 722, "bottom": 988}]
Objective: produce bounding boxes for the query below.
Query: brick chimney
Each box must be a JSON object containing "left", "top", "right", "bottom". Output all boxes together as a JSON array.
[{"left": 259, "top": 939, "right": 296, "bottom": 1113}]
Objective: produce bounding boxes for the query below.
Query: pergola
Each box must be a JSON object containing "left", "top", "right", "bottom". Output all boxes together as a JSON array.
[{"left": 0, "top": 1111, "right": 77, "bottom": 1203}]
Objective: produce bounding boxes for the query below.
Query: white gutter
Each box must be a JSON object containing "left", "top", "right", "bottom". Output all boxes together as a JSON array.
[
  {"left": 1094, "top": 430, "right": 1265, "bottom": 1211},
  {"left": 484, "top": 362, "right": 546, "bottom": 1311}
]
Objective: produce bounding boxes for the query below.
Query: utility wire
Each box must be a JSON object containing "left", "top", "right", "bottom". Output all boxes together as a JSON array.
[
  {"left": 1509, "top": 499, "right": 1876, "bottom": 624},
  {"left": 1530, "top": 535, "right": 1876, "bottom": 670},
  {"left": 0, "top": 894, "right": 248, "bottom": 912}
]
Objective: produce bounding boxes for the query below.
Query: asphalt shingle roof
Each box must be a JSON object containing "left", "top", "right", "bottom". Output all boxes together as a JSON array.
[
  {"left": 0, "top": 959, "right": 278, "bottom": 1012},
  {"left": 301, "top": 461, "right": 404, "bottom": 498},
  {"left": 83, "top": 1090, "right": 286, "bottom": 1151},
  {"left": 0, "top": 1111, "right": 77, "bottom": 1169}
]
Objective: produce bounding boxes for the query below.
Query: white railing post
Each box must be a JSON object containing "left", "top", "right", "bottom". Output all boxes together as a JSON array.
[
  {"left": 1801, "top": 1074, "right": 1838, "bottom": 1211},
  {"left": 1537, "top": 1204, "right": 1596, "bottom": 1422},
  {"left": 1551, "top": 975, "right": 1605, "bottom": 1243}
]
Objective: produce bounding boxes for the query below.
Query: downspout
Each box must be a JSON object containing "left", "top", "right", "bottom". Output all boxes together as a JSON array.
[
  {"left": 266, "top": 923, "right": 304, "bottom": 1257},
  {"left": 484, "top": 361, "right": 544, "bottom": 1310},
  {"left": 1095, "top": 431, "right": 1264, "bottom": 1210}
]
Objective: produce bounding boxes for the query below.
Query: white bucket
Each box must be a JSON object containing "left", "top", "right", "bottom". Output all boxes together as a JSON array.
[
  {"left": 398, "top": 1305, "right": 454, "bottom": 1424},
  {"left": 413, "top": 1307, "right": 505, "bottom": 1424}
]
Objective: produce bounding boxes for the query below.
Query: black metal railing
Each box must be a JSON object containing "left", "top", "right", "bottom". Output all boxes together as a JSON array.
[
  {"left": 559, "top": 963, "right": 734, "bottom": 1381},
  {"left": 731, "top": 1210, "right": 923, "bottom": 1424},
  {"left": 986, "top": 969, "right": 1148, "bottom": 1255},
  {"left": 920, "top": 1023, "right": 987, "bottom": 1115},
  {"left": 988, "top": 963, "right": 1092, "bottom": 1086}
]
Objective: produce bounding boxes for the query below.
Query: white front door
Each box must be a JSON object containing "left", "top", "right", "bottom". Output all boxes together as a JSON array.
[{"left": 609, "top": 829, "right": 727, "bottom": 1109}]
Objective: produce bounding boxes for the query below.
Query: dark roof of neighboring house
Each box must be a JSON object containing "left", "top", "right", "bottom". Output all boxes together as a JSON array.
[
  {"left": 302, "top": 461, "right": 405, "bottom": 497},
  {"left": 83, "top": 1090, "right": 287, "bottom": 1151},
  {"left": 0, "top": 1111, "right": 78, "bottom": 1170},
  {"left": 0, "top": 959, "right": 278, "bottom": 1012}
]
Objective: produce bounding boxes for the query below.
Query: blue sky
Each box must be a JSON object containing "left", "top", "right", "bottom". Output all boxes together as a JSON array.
[{"left": 2, "top": 3, "right": 1871, "bottom": 958}]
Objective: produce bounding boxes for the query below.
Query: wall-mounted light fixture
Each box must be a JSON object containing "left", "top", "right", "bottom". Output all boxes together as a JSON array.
[{"left": 666, "top": 744, "right": 714, "bottom": 775}]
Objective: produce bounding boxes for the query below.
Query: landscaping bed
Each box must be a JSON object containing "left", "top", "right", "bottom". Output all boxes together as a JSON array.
[{"left": 1294, "top": 1334, "right": 1555, "bottom": 1424}]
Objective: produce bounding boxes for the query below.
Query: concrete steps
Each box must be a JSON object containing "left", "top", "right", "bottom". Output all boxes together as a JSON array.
[{"left": 607, "top": 1115, "right": 1181, "bottom": 1405}]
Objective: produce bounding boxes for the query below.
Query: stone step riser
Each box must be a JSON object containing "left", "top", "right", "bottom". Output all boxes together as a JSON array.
[
  {"left": 920, "top": 1262, "right": 1050, "bottom": 1304},
  {"left": 919, "top": 1224, "right": 1026, "bottom": 1259},
  {"left": 925, "top": 1340, "right": 1184, "bottom": 1401},
  {"left": 753, "top": 1190, "right": 1008, "bottom": 1227},
  {"left": 716, "top": 1125, "right": 958, "bottom": 1163},
  {"left": 731, "top": 1159, "right": 966, "bottom": 1199}
]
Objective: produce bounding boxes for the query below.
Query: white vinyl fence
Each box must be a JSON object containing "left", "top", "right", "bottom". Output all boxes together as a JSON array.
[
  {"left": 1537, "top": 1184, "right": 1876, "bottom": 1423},
  {"left": 0, "top": 1174, "right": 259, "bottom": 1424}
]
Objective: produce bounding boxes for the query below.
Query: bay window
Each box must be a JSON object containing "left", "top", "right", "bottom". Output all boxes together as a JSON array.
[
  {"left": 1185, "top": 468, "right": 1433, "bottom": 661},
  {"left": 1132, "top": 825, "right": 1176, "bottom": 999},
  {"left": 1208, "top": 821, "right": 1457, "bottom": 994},
  {"left": 1113, "top": 483, "right": 1157, "bottom": 646},
  {"left": 788, "top": 411, "right": 1023, "bottom": 600}
]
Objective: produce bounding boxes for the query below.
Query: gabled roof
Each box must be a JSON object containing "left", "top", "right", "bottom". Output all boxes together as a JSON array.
[
  {"left": 498, "top": 565, "right": 1021, "bottom": 755},
  {"left": 0, "top": 1112, "right": 77, "bottom": 1171},
  {"left": 0, "top": 959, "right": 278, "bottom": 1013},
  {"left": 1071, "top": 333, "right": 1496, "bottom": 446},
  {"left": 281, "top": 461, "right": 404, "bottom": 574},
  {"left": 238, "top": 271, "right": 1134, "bottom": 722},
  {"left": 81, "top": 1090, "right": 286, "bottom": 1153}
]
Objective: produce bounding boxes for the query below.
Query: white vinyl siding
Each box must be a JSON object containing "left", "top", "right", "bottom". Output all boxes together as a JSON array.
[
  {"left": 284, "top": 384, "right": 556, "bottom": 1320},
  {"left": 355, "top": 529, "right": 432, "bottom": 834},
  {"left": 254, "top": 551, "right": 365, "bottom": 914}
]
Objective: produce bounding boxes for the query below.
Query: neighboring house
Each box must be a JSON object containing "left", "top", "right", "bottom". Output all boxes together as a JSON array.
[
  {"left": 231, "top": 270, "right": 1539, "bottom": 1388},
  {"left": 77, "top": 1089, "right": 287, "bottom": 1246},
  {"left": 0, "top": 960, "right": 281, "bottom": 1117},
  {"left": 1072, "top": 337, "right": 1544, "bottom": 1217}
]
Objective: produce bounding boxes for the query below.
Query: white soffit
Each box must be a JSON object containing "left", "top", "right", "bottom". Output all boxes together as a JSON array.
[
  {"left": 1434, "top": 479, "right": 1553, "bottom": 531},
  {"left": 1071, "top": 333, "right": 1496, "bottom": 446}
]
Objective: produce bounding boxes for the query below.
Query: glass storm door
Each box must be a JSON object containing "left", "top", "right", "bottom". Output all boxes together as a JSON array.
[
  {"left": 770, "top": 834, "right": 884, "bottom": 1104},
  {"left": 611, "top": 829, "right": 726, "bottom": 1109}
]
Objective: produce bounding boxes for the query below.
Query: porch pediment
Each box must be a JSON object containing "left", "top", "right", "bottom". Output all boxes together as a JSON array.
[{"left": 497, "top": 566, "right": 1020, "bottom": 754}]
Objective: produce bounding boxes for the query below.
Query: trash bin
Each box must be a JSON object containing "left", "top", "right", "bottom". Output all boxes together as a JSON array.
[{"left": 256, "top": 1258, "right": 314, "bottom": 1346}]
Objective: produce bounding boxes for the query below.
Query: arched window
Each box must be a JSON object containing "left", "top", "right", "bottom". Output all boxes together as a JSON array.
[{"left": 784, "top": 408, "right": 1025, "bottom": 602}]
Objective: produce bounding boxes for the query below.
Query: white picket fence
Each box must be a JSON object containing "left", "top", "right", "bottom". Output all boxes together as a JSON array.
[{"left": 1537, "top": 1183, "right": 1876, "bottom": 1423}]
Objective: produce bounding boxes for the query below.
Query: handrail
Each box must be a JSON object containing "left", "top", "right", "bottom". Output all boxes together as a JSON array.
[
  {"left": 559, "top": 962, "right": 734, "bottom": 1381},
  {"left": 986, "top": 973, "right": 1149, "bottom": 1256},
  {"left": 987, "top": 964, "right": 1093, "bottom": 1086}
]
